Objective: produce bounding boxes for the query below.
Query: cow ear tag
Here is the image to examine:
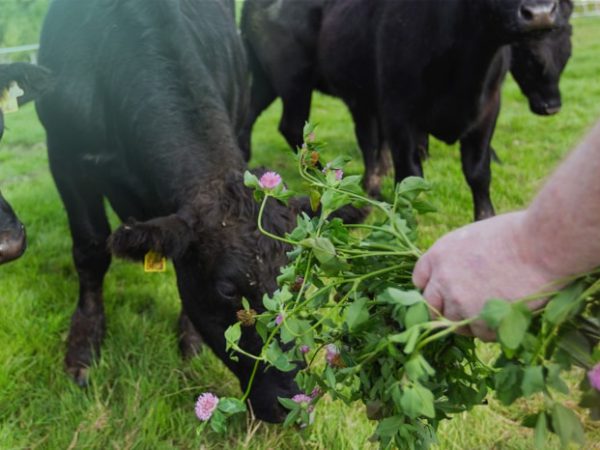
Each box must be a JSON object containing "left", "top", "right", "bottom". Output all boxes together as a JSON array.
[
  {"left": 144, "top": 250, "right": 167, "bottom": 272},
  {"left": 0, "top": 82, "right": 25, "bottom": 114}
]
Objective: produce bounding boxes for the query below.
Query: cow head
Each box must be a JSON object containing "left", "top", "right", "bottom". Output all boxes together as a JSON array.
[
  {"left": 0, "top": 63, "right": 53, "bottom": 265},
  {"left": 109, "top": 169, "right": 363, "bottom": 422},
  {"left": 487, "top": 0, "right": 571, "bottom": 36},
  {"left": 510, "top": 21, "right": 573, "bottom": 115}
]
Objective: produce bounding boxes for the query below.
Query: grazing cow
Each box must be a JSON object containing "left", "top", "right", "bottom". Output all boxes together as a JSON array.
[
  {"left": 0, "top": 63, "right": 53, "bottom": 264},
  {"left": 240, "top": 0, "right": 573, "bottom": 219},
  {"left": 34, "top": 0, "right": 352, "bottom": 422}
]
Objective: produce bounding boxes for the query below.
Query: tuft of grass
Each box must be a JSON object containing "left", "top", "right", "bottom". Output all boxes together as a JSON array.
[{"left": 0, "top": 17, "right": 599, "bottom": 450}]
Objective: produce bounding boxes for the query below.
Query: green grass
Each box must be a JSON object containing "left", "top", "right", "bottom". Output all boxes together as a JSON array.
[{"left": 1, "top": 17, "right": 600, "bottom": 450}]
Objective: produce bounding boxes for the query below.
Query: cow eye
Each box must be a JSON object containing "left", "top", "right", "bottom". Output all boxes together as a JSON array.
[{"left": 216, "top": 280, "right": 237, "bottom": 300}]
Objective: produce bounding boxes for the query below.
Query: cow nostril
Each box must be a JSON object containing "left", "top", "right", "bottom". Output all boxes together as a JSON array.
[
  {"left": 520, "top": 5, "right": 534, "bottom": 21},
  {"left": 519, "top": 1, "right": 558, "bottom": 28}
]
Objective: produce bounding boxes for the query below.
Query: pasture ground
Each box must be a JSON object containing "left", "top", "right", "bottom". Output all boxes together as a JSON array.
[{"left": 1, "top": 17, "right": 600, "bottom": 450}]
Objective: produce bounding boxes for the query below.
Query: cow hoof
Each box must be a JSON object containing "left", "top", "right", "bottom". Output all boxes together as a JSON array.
[
  {"left": 67, "top": 366, "right": 90, "bottom": 387},
  {"left": 475, "top": 207, "right": 496, "bottom": 221},
  {"left": 364, "top": 174, "right": 382, "bottom": 198},
  {"left": 178, "top": 312, "right": 203, "bottom": 359},
  {"left": 65, "top": 307, "right": 105, "bottom": 386}
]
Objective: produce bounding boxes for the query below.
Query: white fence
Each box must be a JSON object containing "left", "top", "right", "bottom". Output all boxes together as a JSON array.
[
  {"left": 0, "top": 1, "right": 598, "bottom": 63},
  {"left": 574, "top": 0, "right": 600, "bottom": 17},
  {"left": 0, "top": 44, "right": 39, "bottom": 64}
]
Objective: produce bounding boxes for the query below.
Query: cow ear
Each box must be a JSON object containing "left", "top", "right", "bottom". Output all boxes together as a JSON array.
[
  {"left": 109, "top": 214, "right": 195, "bottom": 261},
  {"left": 0, "top": 62, "right": 54, "bottom": 105}
]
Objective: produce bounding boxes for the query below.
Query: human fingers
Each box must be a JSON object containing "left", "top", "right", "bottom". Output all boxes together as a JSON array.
[
  {"left": 412, "top": 253, "right": 432, "bottom": 290},
  {"left": 422, "top": 281, "right": 444, "bottom": 318},
  {"left": 469, "top": 319, "right": 497, "bottom": 342},
  {"left": 444, "top": 298, "right": 495, "bottom": 341}
]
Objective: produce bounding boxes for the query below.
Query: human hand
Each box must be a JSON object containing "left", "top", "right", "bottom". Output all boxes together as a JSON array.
[{"left": 412, "top": 211, "right": 559, "bottom": 340}]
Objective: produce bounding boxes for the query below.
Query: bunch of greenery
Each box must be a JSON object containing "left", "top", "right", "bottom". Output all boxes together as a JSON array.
[{"left": 198, "top": 125, "right": 599, "bottom": 449}]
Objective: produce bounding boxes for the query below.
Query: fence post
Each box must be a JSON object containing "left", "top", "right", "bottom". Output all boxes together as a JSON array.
[
  {"left": 574, "top": 0, "right": 600, "bottom": 18},
  {"left": 0, "top": 44, "right": 39, "bottom": 64}
]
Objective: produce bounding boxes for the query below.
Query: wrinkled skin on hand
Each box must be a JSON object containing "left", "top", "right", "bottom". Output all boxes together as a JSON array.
[{"left": 412, "top": 212, "right": 559, "bottom": 340}]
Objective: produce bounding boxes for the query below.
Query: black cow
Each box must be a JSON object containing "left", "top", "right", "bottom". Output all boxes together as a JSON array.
[
  {"left": 511, "top": 25, "right": 573, "bottom": 115},
  {"left": 426, "top": 20, "right": 572, "bottom": 219},
  {"left": 33, "top": 0, "right": 339, "bottom": 422},
  {"left": 239, "top": 0, "right": 325, "bottom": 160},
  {"left": 0, "top": 63, "right": 53, "bottom": 264},
  {"left": 240, "top": 0, "right": 573, "bottom": 219}
]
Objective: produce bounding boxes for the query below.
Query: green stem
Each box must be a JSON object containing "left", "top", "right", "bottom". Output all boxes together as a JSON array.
[
  {"left": 228, "top": 343, "right": 264, "bottom": 362},
  {"left": 348, "top": 263, "right": 408, "bottom": 282},
  {"left": 341, "top": 251, "right": 418, "bottom": 259},
  {"left": 415, "top": 318, "right": 475, "bottom": 351},
  {"left": 339, "top": 242, "right": 418, "bottom": 252},
  {"left": 298, "top": 165, "right": 384, "bottom": 210},
  {"left": 343, "top": 223, "right": 400, "bottom": 234},
  {"left": 241, "top": 357, "right": 261, "bottom": 402},
  {"left": 257, "top": 195, "right": 297, "bottom": 245}
]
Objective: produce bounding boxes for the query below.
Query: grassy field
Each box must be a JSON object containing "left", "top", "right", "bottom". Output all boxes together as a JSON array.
[{"left": 1, "top": 16, "right": 600, "bottom": 450}]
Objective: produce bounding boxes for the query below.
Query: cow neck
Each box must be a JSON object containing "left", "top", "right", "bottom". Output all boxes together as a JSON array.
[
  {"left": 153, "top": 144, "right": 245, "bottom": 215},
  {"left": 461, "top": 39, "right": 502, "bottom": 103},
  {"left": 123, "top": 89, "right": 246, "bottom": 206}
]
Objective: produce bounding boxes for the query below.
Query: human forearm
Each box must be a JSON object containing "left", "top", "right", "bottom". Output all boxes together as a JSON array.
[
  {"left": 522, "top": 120, "right": 600, "bottom": 278},
  {"left": 413, "top": 119, "right": 600, "bottom": 339}
]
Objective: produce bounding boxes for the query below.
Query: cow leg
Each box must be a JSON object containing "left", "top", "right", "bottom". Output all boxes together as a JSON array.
[
  {"left": 349, "top": 105, "right": 383, "bottom": 196},
  {"left": 460, "top": 92, "right": 501, "bottom": 221},
  {"left": 385, "top": 122, "right": 424, "bottom": 184},
  {"left": 238, "top": 44, "right": 278, "bottom": 161},
  {"left": 375, "top": 120, "right": 393, "bottom": 180},
  {"left": 417, "top": 133, "right": 430, "bottom": 161},
  {"left": 278, "top": 86, "right": 312, "bottom": 152},
  {"left": 178, "top": 309, "right": 203, "bottom": 359},
  {"left": 49, "top": 159, "right": 111, "bottom": 386}
]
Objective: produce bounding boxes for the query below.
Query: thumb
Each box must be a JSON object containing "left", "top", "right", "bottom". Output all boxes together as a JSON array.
[{"left": 412, "top": 253, "right": 432, "bottom": 290}]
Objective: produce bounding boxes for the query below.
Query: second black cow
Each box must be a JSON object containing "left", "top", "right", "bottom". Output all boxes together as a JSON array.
[
  {"left": 240, "top": 0, "right": 573, "bottom": 219},
  {"left": 34, "top": 0, "right": 324, "bottom": 422}
]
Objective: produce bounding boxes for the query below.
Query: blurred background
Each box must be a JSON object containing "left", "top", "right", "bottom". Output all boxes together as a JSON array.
[{"left": 1, "top": 1, "right": 600, "bottom": 449}]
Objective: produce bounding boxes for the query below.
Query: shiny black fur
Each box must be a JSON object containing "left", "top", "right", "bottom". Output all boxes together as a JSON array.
[
  {"left": 240, "top": 0, "right": 573, "bottom": 220},
  {"left": 34, "top": 0, "right": 351, "bottom": 422}
]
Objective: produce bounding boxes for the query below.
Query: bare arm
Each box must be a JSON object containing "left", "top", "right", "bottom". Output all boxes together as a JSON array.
[
  {"left": 524, "top": 119, "right": 600, "bottom": 278},
  {"left": 412, "top": 119, "right": 600, "bottom": 339}
]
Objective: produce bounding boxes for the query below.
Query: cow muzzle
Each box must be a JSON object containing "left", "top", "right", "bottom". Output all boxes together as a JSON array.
[
  {"left": 519, "top": 0, "right": 559, "bottom": 31},
  {"left": 529, "top": 94, "right": 562, "bottom": 116},
  {"left": 0, "top": 222, "right": 26, "bottom": 264}
]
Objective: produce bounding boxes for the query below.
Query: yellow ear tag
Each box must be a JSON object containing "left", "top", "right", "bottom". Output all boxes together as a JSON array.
[
  {"left": 144, "top": 250, "right": 167, "bottom": 273},
  {"left": 0, "top": 82, "right": 25, "bottom": 114}
]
